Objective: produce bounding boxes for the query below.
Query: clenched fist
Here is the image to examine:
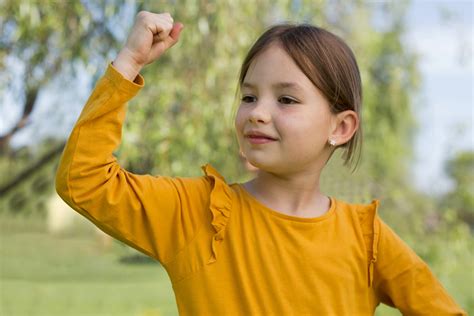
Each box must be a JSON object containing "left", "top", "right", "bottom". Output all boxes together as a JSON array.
[{"left": 113, "top": 11, "right": 184, "bottom": 80}]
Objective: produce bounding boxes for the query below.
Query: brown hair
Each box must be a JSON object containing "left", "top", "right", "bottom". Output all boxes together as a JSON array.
[{"left": 238, "top": 24, "right": 362, "bottom": 171}]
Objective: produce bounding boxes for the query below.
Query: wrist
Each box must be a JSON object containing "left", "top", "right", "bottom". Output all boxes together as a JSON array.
[{"left": 113, "top": 49, "right": 144, "bottom": 81}]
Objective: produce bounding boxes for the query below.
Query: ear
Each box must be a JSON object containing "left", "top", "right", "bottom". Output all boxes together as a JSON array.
[{"left": 329, "top": 110, "right": 359, "bottom": 146}]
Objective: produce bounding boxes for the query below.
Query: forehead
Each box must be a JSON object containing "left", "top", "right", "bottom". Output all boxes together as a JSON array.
[{"left": 242, "top": 44, "right": 314, "bottom": 91}]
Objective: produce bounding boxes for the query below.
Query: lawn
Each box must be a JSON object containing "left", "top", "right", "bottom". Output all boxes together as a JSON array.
[{"left": 0, "top": 213, "right": 178, "bottom": 316}]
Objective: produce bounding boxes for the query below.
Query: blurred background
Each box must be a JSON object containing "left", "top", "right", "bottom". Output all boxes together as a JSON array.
[{"left": 0, "top": 0, "right": 472, "bottom": 315}]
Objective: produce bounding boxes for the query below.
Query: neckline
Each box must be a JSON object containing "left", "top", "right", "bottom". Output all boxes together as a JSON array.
[{"left": 235, "top": 184, "right": 337, "bottom": 223}]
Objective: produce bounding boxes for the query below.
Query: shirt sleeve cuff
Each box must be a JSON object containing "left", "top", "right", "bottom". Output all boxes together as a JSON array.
[{"left": 105, "top": 62, "right": 145, "bottom": 95}]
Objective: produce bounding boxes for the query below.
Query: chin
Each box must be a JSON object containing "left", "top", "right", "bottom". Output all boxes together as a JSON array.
[
  {"left": 241, "top": 147, "right": 287, "bottom": 174},
  {"left": 245, "top": 157, "right": 282, "bottom": 174}
]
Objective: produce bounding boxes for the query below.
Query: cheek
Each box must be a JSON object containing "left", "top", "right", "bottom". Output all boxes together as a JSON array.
[
  {"left": 278, "top": 112, "right": 329, "bottom": 142},
  {"left": 275, "top": 114, "right": 305, "bottom": 138},
  {"left": 234, "top": 107, "right": 246, "bottom": 133}
]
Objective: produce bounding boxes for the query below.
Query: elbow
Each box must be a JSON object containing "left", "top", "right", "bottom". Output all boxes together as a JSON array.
[
  {"left": 55, "top": 172, "right": 66, "bottom": 199},
  {"left": 55, "top": 158, "right": 71, "bottom": 203}
]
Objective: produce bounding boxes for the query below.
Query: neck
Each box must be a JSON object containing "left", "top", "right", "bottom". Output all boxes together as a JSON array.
[{"left": 244, "top": 167, "right": 330, "bottom": 218}]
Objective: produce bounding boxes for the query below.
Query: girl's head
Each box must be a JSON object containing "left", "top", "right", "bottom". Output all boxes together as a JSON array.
[{"left": 235, "top": 24, "right": 362, "bottom": 174}]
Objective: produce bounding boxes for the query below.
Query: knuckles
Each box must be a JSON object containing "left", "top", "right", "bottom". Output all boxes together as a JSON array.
[
  {"left": 136, "top": 11, "right": 173, "bottom": 23},
  {"left": 136, "top": 10, "right": 149, "bottom": 20},
  {"left": 133, "top": 11, "right": 175, "bottom": 43}
]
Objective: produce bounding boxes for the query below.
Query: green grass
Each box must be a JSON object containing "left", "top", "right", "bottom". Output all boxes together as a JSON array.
[{"left": 0, "top": 213, "right": 178, "bottom": 316}]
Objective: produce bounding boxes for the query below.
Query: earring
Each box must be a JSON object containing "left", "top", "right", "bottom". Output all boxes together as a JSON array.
[{"left": 328, "top": 139, "right": 337, "bottom": 146}]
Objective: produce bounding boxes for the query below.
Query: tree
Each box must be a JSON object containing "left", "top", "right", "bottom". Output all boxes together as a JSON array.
[
  {"left": 0, "top": 0, "right": 129, "bottom": 153},
  {"left": 0, "top": 0, "right": 126, "bottom": 212},
  {"left": 441, "top": 151, "right": 474, "bottom": 228}
]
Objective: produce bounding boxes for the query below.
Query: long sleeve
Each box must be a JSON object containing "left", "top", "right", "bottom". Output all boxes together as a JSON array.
[
  {"left": 55, "top": 63, "right": 212, "bottom": 264},
  {"left": 373, "top": 217, "right": 467, "bottom": 315}
]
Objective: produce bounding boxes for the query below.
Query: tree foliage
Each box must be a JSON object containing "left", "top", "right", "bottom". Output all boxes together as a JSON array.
[
  {"left": 0, "top": 0, "right": 127, "bottom": 213},
  {"left": 0, "top": 0, "right": 126, "bottom": 152},
  {"left": 441, "top": 151, "right": 474, "bottom": 228}
]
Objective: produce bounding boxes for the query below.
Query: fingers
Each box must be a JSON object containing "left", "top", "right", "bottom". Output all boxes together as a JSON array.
[
  {"left": 130, "top": 11, "right": 183, "bottom": 64},
  {"left": 152, "top": 23, "right": 183, "bottom": 45},
  {"left": 138, "top": 11, "right": 174, "bottom": 40},
  {"left": 165, "top": 23, "right": 184, "bottom": 47},
  {"left": 156, "top": 14, "right": 174, "bottom": 41}
]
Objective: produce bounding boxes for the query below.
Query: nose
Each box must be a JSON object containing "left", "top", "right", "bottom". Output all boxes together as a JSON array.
[{"left": 248, "top": 101, "right": 271, "bottom": 124}]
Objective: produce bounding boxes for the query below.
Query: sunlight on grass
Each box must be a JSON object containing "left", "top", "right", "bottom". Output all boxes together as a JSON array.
[{"left": 0, "top": 214, "right": 178, "bottom": 316}]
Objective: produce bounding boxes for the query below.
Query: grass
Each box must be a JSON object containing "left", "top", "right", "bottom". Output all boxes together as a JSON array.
[{"left": 0, "top": 213, "right": 178, "bottom": 316}]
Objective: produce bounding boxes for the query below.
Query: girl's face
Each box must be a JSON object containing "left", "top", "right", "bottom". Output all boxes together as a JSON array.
[{"left": 235, "top": 44, "right": 337, "bottom": 175}]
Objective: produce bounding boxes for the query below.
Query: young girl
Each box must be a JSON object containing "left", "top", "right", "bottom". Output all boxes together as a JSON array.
[{"left": 56, "top": 11, "right": 466, "bottom": 315}]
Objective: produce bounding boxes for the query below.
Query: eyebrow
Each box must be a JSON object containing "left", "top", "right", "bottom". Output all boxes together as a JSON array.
[{"left": 241, "top": 81, "right": 304, "bottom": 91}]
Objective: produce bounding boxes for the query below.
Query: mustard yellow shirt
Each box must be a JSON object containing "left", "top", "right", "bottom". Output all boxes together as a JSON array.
[{"left": 56, "top": 64, "right": 466, "bottom": 315}]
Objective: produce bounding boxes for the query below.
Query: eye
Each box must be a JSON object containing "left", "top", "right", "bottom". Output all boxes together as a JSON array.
[
  {"left": 241, "top": 95, "right": 256, "bottom": 103},
  {"left": 279, "top": 96, "right": 298, "bottom": 105}
]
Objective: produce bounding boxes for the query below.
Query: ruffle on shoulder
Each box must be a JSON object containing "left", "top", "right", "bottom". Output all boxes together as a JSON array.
[
  {"left": 201, "top": 164, "right": 233, "bottom": 265},
  {"left": 357, "top": 199, "right": 381, "bottom": 287}
]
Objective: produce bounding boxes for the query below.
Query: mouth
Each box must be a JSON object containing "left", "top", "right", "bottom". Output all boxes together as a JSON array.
[{"left": 244, "top": 131, "right": 278, "bottom": 144}]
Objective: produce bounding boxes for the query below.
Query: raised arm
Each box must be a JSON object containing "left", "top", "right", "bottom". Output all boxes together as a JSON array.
[{"left": 55, "top": 13, "right": 211, "bottom": 264}]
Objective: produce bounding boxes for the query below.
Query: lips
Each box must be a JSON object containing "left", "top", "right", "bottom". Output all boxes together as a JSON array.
[{"left": 244, "top": 130, "right": 278, "bottom": 144}]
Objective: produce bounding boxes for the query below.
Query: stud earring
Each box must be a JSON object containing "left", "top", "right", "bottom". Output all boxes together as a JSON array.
[{"left": 329, "top": 139, "right": 337, "bottom": 146}]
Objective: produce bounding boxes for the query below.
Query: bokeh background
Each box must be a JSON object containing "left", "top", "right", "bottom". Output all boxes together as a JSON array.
[{"left": 0, "top": 0, "right": 472, "bottom": 315}]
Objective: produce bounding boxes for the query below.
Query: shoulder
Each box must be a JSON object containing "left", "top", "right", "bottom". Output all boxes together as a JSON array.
[
  {"left": 200, "top": 164, "right": 235, "bottom": 202},
  {"left": 334, "top": 198, "right": 381, "bottom": 229},
  {"left": 151, "top": 165, "right": 235, "bottom": 226},
  {"left": 331, "top": 198, "right": 383, "bottom": 246},
  {"left": 165, "top": 164, "right": 235, "bottom": 200}
]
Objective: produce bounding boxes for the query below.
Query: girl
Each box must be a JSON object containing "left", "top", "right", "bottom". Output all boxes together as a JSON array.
[{"left": 56, "top": 11, "right": 466, "bottom": 315}]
